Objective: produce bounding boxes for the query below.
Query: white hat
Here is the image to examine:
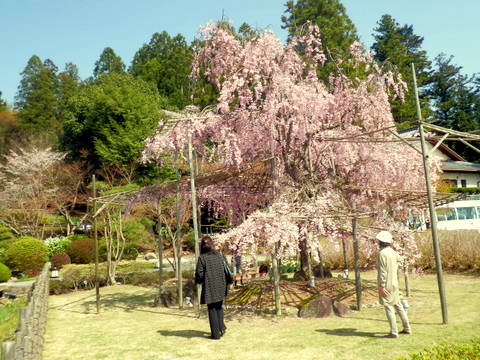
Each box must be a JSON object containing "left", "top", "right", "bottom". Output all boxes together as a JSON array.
[{"left": 376, "top": 230, "right": 393, "bottom": 244}]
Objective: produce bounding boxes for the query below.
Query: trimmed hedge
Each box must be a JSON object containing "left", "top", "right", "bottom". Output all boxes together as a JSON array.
[
  {"left": 399, "top": 338, "right": 480, "bottom": 360},
  {"left": 4, "top": 236, "right": 48, "bottom": 273},
  {"left": 0, "top": 262, "right": 11, "bottom": 282}
]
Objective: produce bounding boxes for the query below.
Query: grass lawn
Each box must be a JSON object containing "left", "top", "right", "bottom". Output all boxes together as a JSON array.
[
  {"left": 43, "top": 272, "right": 480, "bottom": 360},
  {"left": 0, "top": 299, "right": 26, "bottom": 342}
]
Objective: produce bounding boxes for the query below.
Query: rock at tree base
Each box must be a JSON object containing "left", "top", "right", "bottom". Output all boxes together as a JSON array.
[
  {"left": 298, "top": 294, "right": 333, "bottom": 318},
  {"left": 333, "top": 300, "right": 349, "bottom": 317}
]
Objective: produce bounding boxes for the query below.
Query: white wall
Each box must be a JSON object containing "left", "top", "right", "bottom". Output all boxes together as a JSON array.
[{"left": 443, "top": 172, "right": 480, "bottom": 187}]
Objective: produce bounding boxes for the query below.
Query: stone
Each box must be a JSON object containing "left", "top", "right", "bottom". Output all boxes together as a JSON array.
[
  {"left": 152, "top": 279, "right": 196, "bottom": 308},
  {"left": 144, "top": 252, "right": 157, "bottom": 260},
  {"left": 298, "top": 294, "right": 333, "bottom": 318},
  {"left": 332, "top": 300, "right": 349, "bottom": 317}
]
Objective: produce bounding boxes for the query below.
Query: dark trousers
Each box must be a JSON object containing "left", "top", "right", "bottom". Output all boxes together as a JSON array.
[{"left": 207, "top": 301, "right": 225, "bottom": 339}]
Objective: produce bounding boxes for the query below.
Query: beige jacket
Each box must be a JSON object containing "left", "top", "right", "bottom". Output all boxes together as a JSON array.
[{"left": 376, "top": 246, "right": 402, "bottom": 306}]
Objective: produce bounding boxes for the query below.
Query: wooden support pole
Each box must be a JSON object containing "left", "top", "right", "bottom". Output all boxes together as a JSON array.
[
  {"left": 270, "top": 127, "right": 282, "bottom": 315},
  {"left": 412, "top": 63, "right": 448, "bottom": 324},
  {"left": 342, "top": 238, "right": 348, "bottom": 277},
  {"left": 404, "top": 266, "right": 410, "bottom": 297},
  {"left": 174, "top": 151, "right": 183, "bottom": 309},
  {"left": 352, "top": 211, "right": 362, "bottom": 310},
  {"left": 188, "top": 136, "right": 202, "bottom": 312},
  {"left": 93, "top": 175, "right": 100, "bottom": 314},
  {"left": 2, "top": 341, "right": 15, "bottom": 360},
  {"left": 156, "top": 199, "right": 164, "bottom": 301},
  {"left": 272, "top": 245, "right": 282, "bottom": 316}
]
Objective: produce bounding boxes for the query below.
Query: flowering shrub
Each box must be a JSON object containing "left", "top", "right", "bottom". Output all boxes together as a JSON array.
[{"left": 45, "top": 236, "right": 72, "bottom": 257}]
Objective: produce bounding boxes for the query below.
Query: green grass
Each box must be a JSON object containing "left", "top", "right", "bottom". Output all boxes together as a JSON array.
[
  {"left": 399, "top": 338, "right": 480, "bottom": 360},
  {"left": 0, "top": 299, "right": 26, "bottom": 342},
  {"left": 43, "top": 272, "right": 480, "bottom": 360}
]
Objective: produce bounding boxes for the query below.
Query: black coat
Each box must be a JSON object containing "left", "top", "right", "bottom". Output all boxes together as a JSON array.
[{"left": 195, "top": 252, "right": 228, "bottom": 305}]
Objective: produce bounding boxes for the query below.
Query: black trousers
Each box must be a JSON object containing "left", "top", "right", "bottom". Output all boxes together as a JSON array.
[{"left": 207, "top": 301, "right": 225, "bottom": 339}]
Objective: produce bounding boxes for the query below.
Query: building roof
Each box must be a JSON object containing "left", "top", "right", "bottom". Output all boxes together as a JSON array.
[
  {"left": 398, "top": 126, "right": 465, "bottom": 161},
  {"left": 442, "top": 161, "right": 480, "bottom": 173}
]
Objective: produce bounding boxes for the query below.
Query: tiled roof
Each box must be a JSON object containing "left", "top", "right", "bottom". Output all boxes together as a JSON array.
[{"left": 442, "top": 161, "right": 480, "bottom": 172}]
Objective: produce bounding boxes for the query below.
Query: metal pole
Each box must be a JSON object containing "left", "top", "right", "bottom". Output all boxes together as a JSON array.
[
  {"left": 412, "top": 63, "right": 448, "bottom": 324},
  {"left": 188, "top": 135, "right": 202, "bottom": 312},
  {"left": 352, "top": 211, "right": 362, "bottom": 311},
  {"left": 92, "top": 175, "right": 100, "bottom": 314}
]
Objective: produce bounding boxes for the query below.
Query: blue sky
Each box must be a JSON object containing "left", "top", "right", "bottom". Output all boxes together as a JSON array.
[{"left": 1, "top": 0, "right": 479, "bottom": 105}]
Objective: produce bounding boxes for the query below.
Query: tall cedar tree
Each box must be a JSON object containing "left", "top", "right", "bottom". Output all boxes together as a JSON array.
[
  {"left": 0, "top": 92, "right": 7, "bottom": 112},
  {"left": 15, "top": 56, "right": 60, "bottom": 133},
  {"left": 427, "top": 54, "right": 480, "bottom": 162},
  {"left": 371, "top": 14, "right": 432, "bottom": 129},
  {"left": 57, "top": 63, "right": 80, "bottom": 122},
  {"left": 93, "top": 47, "right": 126, "bottom": 78},
  {"left": 282, "top": 0, "right": 359, "bottom": 79},
  {"left": 129, "top": 32, "right": 192, "bottom": 109}
]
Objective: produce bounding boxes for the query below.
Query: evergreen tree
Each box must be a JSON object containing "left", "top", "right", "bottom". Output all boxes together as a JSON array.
[
  {"left": 57, "top": 62, "right": 80, "bottom": 122},
  {"left": 93, "top": 47, "right": 125, "bottom": 78},
  {"left": 15, "top": 55, "right": 60, "bottom": 133},
  {"left": 371, "top": 14, "right": 432, "bottom": 128},
  {"left": 60, "top": 72, "right": 169, "bottom": 182},
  {"left": 130, "top": 31, "right": 192, "bottom": 109},
  {"left": 427, "top": 54, "right": 480, "bottom": 161},
  {"left": 282, "top": 0, "right": 359, "bottom": 59},
  {"left": 0, "top": 91, "right": 7, "bottom": 112}
]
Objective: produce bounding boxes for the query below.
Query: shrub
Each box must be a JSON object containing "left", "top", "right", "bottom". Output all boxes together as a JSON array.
[
  {"left": 399, "top": 338, "right": 480, "bottom": 360},
  {"left": 51, "top": 253, "right": 71, "bottom": 269},
  {"left": 0, "top": 263, "right": 11, "bottom": 282},
  {"left": 61, "top": 263, "right": 108, "bottom": 289},
  {"left": 67, "top": 237, "right": 95, "bottom": 264},
  {"left": 4, "top": 236, "right": 48, "bottom": 273},
  {"left": 279, "top": 261, "right": 300, "bottom": 274},
  {"left": 0, "top": 226, "right": 15, "bottom": 242},
  {"left": 45, "top": 236, "right": 72, "bottom": 257},
  {"left": 49, "top": 279, "right": 73, "bottom": 295},
  {"left": 122, "top": 243, "right": 139, "bottom": 260},
  {"left": 413, "top": 230, "right": 480, "bottom": 271},
  {"left": 0, "top": 238, "right": 17, "bottom": 263}
]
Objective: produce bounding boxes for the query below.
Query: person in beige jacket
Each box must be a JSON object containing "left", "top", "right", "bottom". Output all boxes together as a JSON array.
[{"left": 376, "top": 230, "right": 411, "bottom": 338}]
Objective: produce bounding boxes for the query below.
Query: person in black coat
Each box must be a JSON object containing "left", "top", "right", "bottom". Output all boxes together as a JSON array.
[{"left": 195, "top": 236, "right": 228, "bottom": 340}]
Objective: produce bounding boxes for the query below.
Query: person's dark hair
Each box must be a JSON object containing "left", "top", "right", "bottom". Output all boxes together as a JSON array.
[
  {"left": 200, "top": 236, "right": 218, "bottom": 254},
  {"left": 378, "top": 241, "right": 390, "bottom": 249}
]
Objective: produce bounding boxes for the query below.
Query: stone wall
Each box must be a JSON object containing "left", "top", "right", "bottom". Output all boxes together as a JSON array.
[{"left": 2, "top": 262, "right": 50, "bottom": 360}]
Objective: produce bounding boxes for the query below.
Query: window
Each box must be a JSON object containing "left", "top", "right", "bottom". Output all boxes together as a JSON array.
[
  {"left": 456, "top": 207, "right": 477, "bottom": 220},
  {"left": 436, "top": 208, "right": 457, "bottom": 221},
  {"left": 461, "top": 179, "right": 467, "bottom": 188}
]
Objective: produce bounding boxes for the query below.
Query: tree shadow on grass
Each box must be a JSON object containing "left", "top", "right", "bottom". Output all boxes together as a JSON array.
[
  {"left": 53, "top": 292, "right": 196, "bottom": 319},
  {"left": 157, "top": 330, "right": 209, "bottom": 339},
  {"left": 316, "top": 328, "right": 381, "bottom": 338}
]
